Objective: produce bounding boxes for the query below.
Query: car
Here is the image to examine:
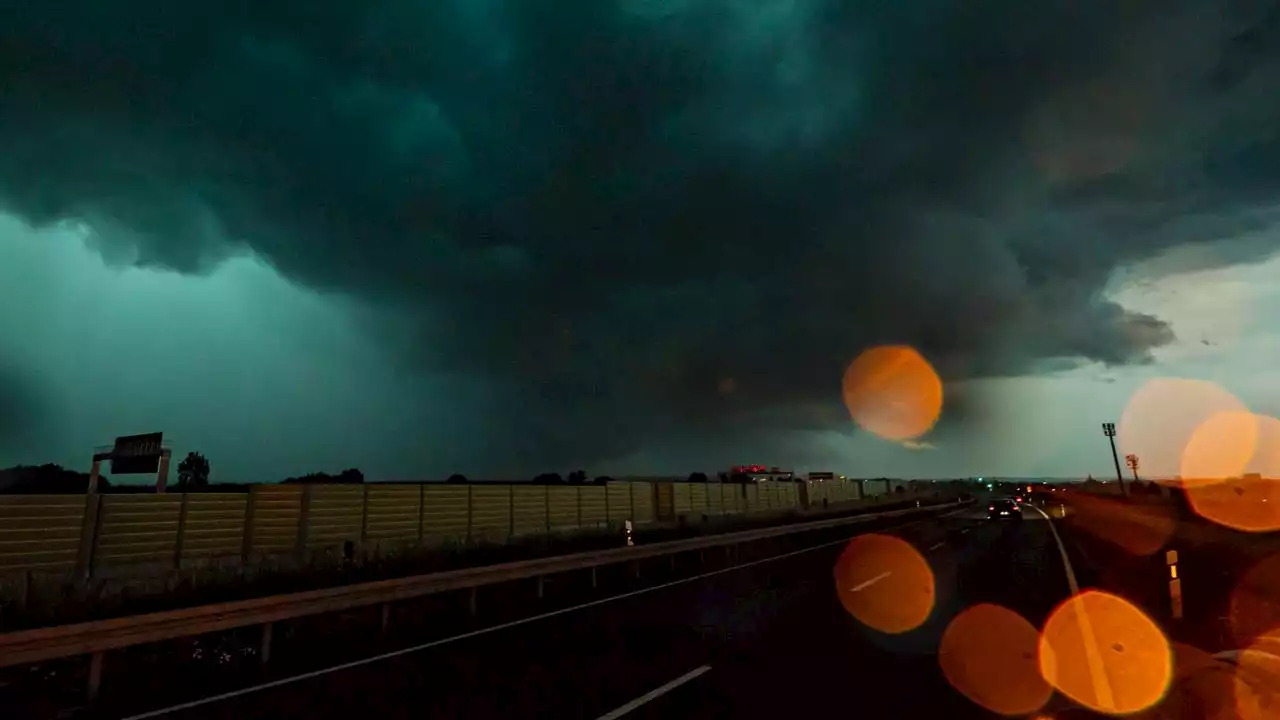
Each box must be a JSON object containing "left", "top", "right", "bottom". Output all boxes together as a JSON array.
[{"left": 988, "top": 498, "right": 1023, "bottom": 522}]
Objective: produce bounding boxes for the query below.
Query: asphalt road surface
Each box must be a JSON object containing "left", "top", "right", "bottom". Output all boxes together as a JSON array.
[{"left": 117, "top": 502, "right": 1116, "bottom": 720}]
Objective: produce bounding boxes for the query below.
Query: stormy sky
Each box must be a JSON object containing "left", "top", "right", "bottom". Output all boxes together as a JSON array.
[{"left": 4, "top": 1, "right": 1280, "bottom": 482}]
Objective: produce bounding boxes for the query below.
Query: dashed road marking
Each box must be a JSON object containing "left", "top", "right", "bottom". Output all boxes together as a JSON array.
[{"left": 594, "top": 665, "right": 712, "bottom": 720}]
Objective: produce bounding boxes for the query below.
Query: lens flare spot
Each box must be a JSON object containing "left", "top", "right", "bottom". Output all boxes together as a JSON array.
[
  {"left": 1182, "top": 411, "right": 1259, "bottom": 482},
  {"left": 1234, "top": 635, "right": 1280, "bottom": 720},
  {"left": 1228, "top": 554, "right": 1280, "bottom": 647},
  {"left": 1246, "top": 414, "right": 1280, "bottom": 477},
  {"left": 1164, "top": 640, "right": 1240, "bottom": 720},
  {"left": 1119, "top": 378, "right": 1249, "bottom": 482},
  {"left": 842, "top": 345, "right": 943, "bottom": 441},
  {"left": 1039, "top": 590, "right": 1172, "bottom": 715},
  {"left": 1061, "top": 491, "right": 1174, "bottom": 556},
  {"left": 940, "top": 603, "right": 1052, "bottom": 716},
  {"left": 1186, "top": 472, "right": 1280, "bottom": 533},
  {"left": 834, "top": 533, "right": 935, "bottom": 634}
]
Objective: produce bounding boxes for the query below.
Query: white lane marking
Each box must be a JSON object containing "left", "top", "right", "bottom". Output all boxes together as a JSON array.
[
  {"left": 928, "top": 541, "right": 945, "bottom": 551},
  {"left": 1031, "top": 504, "right": 1116, "bottom": 713},
  {"left": 122, "top": 512, "right": 945, "bottom": 720},
  {"left": 593, "top": 665, "right": 712, "bottom": 720},
  {"left": 849, "top": 571, "right": 892, "bottom": 592}
]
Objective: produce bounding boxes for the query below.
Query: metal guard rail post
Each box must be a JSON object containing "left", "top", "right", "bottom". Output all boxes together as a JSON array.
[{"left": 0, "top": 500, "right": 964, "bottom": 671}]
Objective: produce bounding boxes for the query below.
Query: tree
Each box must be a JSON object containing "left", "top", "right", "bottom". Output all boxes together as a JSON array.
[
  {"left": 177, "top": 452, "right": 210, "bottom": 489},
  {"left": 533, "top": 472, "right": 564, "bottom": 485},
  {"left": 446, "top": 473, "right": 469, "bottom": 484},
  {"left": 688, "top": 472, "right": 709, "bottom": 483},
  {"left": 282, "top": 468, "right": 364, "bottom": 484},
  {"left": 592, "top": 475, "right": 612, "bottom": 485},
  {"left": 0, "top": 464, "right": 106, "bottom": 494},
  {"left": 567, "top": 470, "right": 587, "bottom": 485},
  {"left": 894, "top": 485, "right": 906, "bottom": 495}
]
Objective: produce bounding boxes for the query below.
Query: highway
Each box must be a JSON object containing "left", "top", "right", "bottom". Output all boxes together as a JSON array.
[{"left": 109, "top": 502, "right": 1111, "bottom": 720}]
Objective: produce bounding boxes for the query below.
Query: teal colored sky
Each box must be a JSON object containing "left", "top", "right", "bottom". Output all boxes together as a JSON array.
[{"left": 3, "top": 2, "right": 1280, "bottom": 481}]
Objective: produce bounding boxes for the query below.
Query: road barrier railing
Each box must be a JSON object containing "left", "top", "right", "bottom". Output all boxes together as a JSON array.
[{"left": 0, "top": 498, "right": 963, "bottom": 702}]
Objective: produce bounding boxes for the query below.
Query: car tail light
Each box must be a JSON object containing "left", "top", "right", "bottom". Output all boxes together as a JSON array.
[{"left": 988, "top": 505, "right": 994, "bottom": 511}]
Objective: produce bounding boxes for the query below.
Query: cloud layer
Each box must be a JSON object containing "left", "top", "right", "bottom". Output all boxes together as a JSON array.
[{"left": 4, "top": 1, "right": 1280, "bottom": 467}]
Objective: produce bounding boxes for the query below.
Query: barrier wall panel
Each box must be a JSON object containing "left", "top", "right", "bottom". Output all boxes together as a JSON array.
[
  {"left": 630, "top": 482, "right": 655, "bottom": 522},
  {"left": 421, "top": 485, "right": 469, "bottom": 541},
  {"left": 688, "top": 485, "right": 708, "bottom": 514},
  {"left": 96, "top": 495, "right": 182, "bottom": 565},
  {"left": 249, "top": 486, "right": 303, "bottom": 554},
  {"left": 181, "top": 494, "right": 246, "bottom": 560},
  {"left": 307, "top": 486, "right": 365, "bottom": 547},
  {"left": 707, "top": 485, "right": 724, "bottom": 514},
  {"left": 672, "top": 484, "right": 692, "bottom": 515},
  {"left": 0, "top": 496, "right": 85, "bottom": 572},
  {"left": 579, "top": 486, "right": 607, "bottom": 526},
  {"left": 548, "top": 487, "right": 579, "bottom": 530},
  {"left": 365, "top": 486, "right": 422, "bottom": 542},
  {"left": 469, "top": 485, "right": 511, "bottom": 540},
  {"left": 511, "top": 486, "right": 546, "bottom": 536},
  {"left": 606, "top": 483, "right": 633, "bottom": 521}
]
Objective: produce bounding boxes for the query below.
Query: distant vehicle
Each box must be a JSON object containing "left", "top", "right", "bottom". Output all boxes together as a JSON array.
[{"left": 988, "top": 499, "right": 1022, "bottom": 522}]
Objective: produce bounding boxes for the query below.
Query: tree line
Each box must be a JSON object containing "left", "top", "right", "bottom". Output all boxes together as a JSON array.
[{"left": 1, "top": 453, "right": 847, "bottom": 495}]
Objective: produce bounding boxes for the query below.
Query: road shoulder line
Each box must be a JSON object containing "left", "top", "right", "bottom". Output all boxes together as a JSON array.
[{"left": 1031, "top": 504, "right": 1116, "bottom": 712}]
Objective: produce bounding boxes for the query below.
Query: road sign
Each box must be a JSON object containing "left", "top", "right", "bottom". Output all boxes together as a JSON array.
[{"left": 110, "top": 432, "right": 164, "bottom": 474}]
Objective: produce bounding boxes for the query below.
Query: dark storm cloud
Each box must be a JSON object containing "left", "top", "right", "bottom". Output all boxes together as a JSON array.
[
  {"left": 0, "top": 362, "right": 44, "bottom": 457},
  {"left": 4, "top": 0, "right": 1280, "bottom": 467}
]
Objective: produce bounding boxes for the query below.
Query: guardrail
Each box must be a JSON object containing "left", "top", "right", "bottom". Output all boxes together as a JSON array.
[{"left": 0, "top": 499, "right": 963, "bottom": 703}]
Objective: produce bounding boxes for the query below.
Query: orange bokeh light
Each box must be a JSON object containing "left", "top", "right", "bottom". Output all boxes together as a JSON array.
[
  {"left": 1181, "top": 411, "right": 1259, "bottom": 482},
  {"left": 1062, "top": 491, "right": 1174, "bottom": 556},
  {"left": 1233, "top": 633, "right": 1280, "bottom": 720},
  {"left": 1228, "top": 554, "right": 1280, "bottom": 647},
  {"left": 939, "top": 603, "right": 1052, "bottom": 716},
  {"left": 1245, "top": 414, "right": 1280, "bottom": 477},
  {"left": 842, "top": 345, "right": 943, "bottom": 441},
  {"left": 1119, "top": 378, "right": 1249, "bottom": 482},
  {"left": 833, "top": 533, "right": 935, "bottom": 634},
  {"left": 1186, "top": 473, "right": 1280, "bottom": 533},
  {"left": 1039, "top": 590, "right": 1172, "bottom": 715}
]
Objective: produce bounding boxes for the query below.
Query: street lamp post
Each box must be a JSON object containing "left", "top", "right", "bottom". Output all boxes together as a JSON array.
[
  {"left": 1103, "top": 422, "right": 1127, "bottom": 496},
  {"left": 1126, "top": 453, "right": 1140, "bottom": 483}
]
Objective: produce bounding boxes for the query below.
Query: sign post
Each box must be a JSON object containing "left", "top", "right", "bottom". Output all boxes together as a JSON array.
[{"left": 86, "top": 432, "right": 171, "bottom": 493}]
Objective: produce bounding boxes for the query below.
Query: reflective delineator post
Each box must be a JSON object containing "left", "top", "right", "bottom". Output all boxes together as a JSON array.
[
  {"left": 625, "top": 519, "right": 634, "bottom": 547},
  {"left": 1167, "top": 549, "right": 1183, "bottom": 619}
]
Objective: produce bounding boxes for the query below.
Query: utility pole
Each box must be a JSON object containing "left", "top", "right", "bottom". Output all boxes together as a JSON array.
[{"left": 1103, "top": 422, "right": 1127, "bottom": 496}]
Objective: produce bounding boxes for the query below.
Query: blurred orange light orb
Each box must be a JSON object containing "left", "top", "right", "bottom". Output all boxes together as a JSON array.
[
  {"left": 939, "top": 603, "right": 1052, "bottom": 716},
  {"left": 842, "top": 345, "right": 943, "bottom": 441},
  {"left": 1039, "top": 590, "right": 1172, "bottom": 715},
  {"left": 834, "top": 533, "right": 935, "bottom": 634}
]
